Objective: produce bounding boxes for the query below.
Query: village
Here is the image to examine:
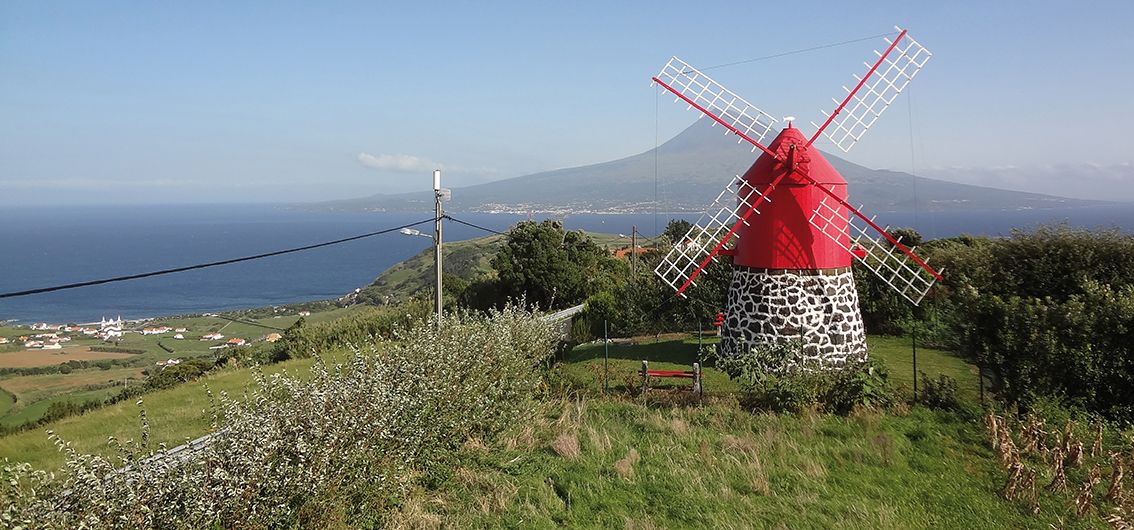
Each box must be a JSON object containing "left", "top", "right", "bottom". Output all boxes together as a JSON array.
[{"left": 0, "top": 309, "right": 315, "bottom": 371}]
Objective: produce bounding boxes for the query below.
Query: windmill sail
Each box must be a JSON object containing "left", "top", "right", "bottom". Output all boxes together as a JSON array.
[
  {"left": 652, "top": 28, "right": 939, "bottom": 305},
  {"left": 808, "top": 194, "right": 942, "bottom": 305},
  {"left": 653, "top": 57, "right": 780, "bottom": 155},
  {"left": 655, "top": 175, "right": 782, "bottom": 296},
  {"left": 808, "top": 28, "right": 932, "bottom": 153}
]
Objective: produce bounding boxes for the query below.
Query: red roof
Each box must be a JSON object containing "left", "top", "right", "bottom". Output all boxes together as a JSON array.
[{"left": 733, "top": 126, "right": 852, "bottom": 270}]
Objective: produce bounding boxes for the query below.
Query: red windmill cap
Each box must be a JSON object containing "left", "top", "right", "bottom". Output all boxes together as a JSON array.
[{"left": 743, "top": 126, "right": 846, "bottom": 186}]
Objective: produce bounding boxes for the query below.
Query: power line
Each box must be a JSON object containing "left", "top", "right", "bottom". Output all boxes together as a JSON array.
[
  {"left": 443, "top": 215, "right": 505, "bottom": 235},
  {"left": 698, "top": 32, "right": 897, "bottom": 72},
  {"left": 0, "top": 218, "right": 435, "bottom": 300}
]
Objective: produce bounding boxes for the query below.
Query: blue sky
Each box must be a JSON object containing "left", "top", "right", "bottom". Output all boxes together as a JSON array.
[{"left": 2, "top": 1, "right": 1133, "bottom": 204}]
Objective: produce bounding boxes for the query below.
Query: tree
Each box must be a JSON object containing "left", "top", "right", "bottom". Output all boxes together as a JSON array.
[
  {"left": 888, "top": 227, "right": 924, "bottom": 248},
  {"left": 933, "top": 225, "right": 1134, "bottom": 421},
  {"left": 488, "top": 220, "right": 620, "bottom": 310},
  {"left": 662, "top": 219, "right": 693, "bottom": 244}
]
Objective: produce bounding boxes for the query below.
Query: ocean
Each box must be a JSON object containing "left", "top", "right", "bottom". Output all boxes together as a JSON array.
[{"left": 2, "top": 203, "right": 1133, "bottom": 324}]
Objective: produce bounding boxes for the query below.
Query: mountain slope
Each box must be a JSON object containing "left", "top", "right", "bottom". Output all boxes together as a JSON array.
[{"left": 323, "top": 119, "right": 1099, "bottom": 214}]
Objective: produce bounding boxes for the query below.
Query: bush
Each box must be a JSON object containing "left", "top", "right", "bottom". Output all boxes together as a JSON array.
[
  {"left": 917, "top": 372, "right": 962, "bottom": 411},
  {"left": 143, "top": 358, "right": 214, "bottom": 390},
  {"left": 1, "top": 305, "right": 557, "bottom": 529},
  {"left": 823, "top": 358, "right": 895, "bottom": 414},
  {"left": 262, "top": 298, "right": 433, "bottom": 363},
  {"left": 932, "top": 226, "right": 1134, "bottom": 422},
  {"left": 713, "top": 341, "right": 895, "bottom": 415}
]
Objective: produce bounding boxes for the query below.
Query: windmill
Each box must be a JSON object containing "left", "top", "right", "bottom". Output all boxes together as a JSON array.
[{"left": 652, "top": 27, "right": 941, "bottom": 367}]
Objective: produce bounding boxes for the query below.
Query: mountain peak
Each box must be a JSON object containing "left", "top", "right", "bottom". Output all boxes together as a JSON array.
[{"left": 317, "top": 119, "right": 1101, "bottom": 214}]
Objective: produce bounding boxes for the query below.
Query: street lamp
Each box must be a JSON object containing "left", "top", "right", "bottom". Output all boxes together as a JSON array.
[
  {"left": 399, "top": 227, "right": 430, "bottom": 239},
  {"left": 397, "top": 171, "right": 451, "bottom": 326}
]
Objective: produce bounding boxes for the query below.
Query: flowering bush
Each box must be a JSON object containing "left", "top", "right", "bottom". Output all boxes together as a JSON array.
[{"left": 0, "top": 306, "right": 556, "bottom": 529}]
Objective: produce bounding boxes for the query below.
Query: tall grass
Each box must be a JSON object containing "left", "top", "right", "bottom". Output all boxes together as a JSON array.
[{"left": 390, "top": 397, "right": 1055, "bottom": 529}]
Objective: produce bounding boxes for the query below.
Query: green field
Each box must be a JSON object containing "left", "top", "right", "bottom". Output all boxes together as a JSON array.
[
  {"left": 0, "top": 305, "right": 367, "bottom": 430},
  {"left": 560, "top": 334, "right": 982, "bottom": 401},
  {"left": 0, "top": 322, "right": 1116, "bottom": 528},
  {"left": 0, "top": 388, "right": 14, "bottom": 417},
  {"left": 0, "top": 350, "right": 351, "bottom": 470}
]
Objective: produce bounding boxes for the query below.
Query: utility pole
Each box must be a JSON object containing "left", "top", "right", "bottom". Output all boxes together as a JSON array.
[
  {"left": 433, "top": 169, "right": 443, "bottom": 324},
  {"left": 631, "top": 225, "right": 637, "bottom": 276}
]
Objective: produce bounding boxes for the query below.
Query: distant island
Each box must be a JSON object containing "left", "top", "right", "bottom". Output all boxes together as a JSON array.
[{"left": 311, "top": 119, "right": 1102, "bottom": 215}]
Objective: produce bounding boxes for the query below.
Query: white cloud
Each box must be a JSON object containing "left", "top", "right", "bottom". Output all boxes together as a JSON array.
[
  {"left": 356, "top": 152, "right": 498, "bottom": 176},
  {"left": 357, "top": 153, "right": 444, "bottom": 173}
]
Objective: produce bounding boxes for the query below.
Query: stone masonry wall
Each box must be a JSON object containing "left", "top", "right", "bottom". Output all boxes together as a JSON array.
[{"left": 719, "top": 266, "right": 867, "bottom": 368}]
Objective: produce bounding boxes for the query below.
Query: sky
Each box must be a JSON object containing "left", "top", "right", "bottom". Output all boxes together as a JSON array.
[{"left": 2, "top": 1, "right": 1133, "bottom": 205}]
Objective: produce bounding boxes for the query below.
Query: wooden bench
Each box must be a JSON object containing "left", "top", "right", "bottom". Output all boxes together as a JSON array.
[{"left": 639, "top": 360, "right": 703, "bottom": 396}]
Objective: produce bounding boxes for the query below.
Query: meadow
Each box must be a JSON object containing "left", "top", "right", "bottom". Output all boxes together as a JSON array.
[{"left": 0, "top": 305, "right": 364, "bottom": 431}]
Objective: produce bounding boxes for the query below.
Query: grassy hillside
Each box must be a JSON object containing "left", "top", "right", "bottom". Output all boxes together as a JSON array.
[
  {"left": 1, "top": 313, "right": 1121, "bottom": 528},
  {"left": 360, "top": 231, "right": 638, "bottom": 304},
  {"left": 0, "top": 351, "right": 350, "bottom": 471},
  {"left": 389, "top": 338, "right": 1106, "bottom": 530},
  {"left": 360, "top": 234, "right": 505, "bottom": 303}
]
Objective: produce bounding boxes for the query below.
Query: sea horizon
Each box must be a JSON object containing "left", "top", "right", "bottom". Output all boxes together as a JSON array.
[{"left": 3, "top": 202, "right": 1134, "bottom": 324}]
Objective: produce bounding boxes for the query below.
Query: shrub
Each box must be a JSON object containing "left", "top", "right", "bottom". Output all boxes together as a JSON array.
[
  {"left": 918, "top": 372, "right": 962, "bottom": 411},
  {"left": 0, "top": 305, "right": 556, "bottom": 529},
  {"left": 823, "top": 358, "right": 895, "bottom": 414},
  {"left": 263, "top": 298, "right": 433, "bottom": 362},
  {"left": 143, "top": 358, "right": 213, "bottom": 391},
  {"left": 714, "top": 341, "right": 895, "bottom": 415},
  {"left": 931, "top": 226, "right": 1134, "bottom": 422}
]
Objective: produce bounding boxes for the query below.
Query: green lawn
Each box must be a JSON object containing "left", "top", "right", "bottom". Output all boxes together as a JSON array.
[
  {"left": 560, "top": 334, "right": 980, "bottom": 400},
  {"left": 401, "top": 399, "right": 1078, "bottom": 529}
]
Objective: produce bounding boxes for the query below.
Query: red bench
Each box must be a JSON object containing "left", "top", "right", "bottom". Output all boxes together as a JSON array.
[{"left": 639, "top": 360, "right": 703, "bottom": 396}]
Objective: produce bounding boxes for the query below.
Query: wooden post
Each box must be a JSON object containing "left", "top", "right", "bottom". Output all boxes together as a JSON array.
[
  {"left": 641, "top": 360, "right": 649, "bottom": 394},
  {"left": 912, "top": 326, "right": 918, "bottom": 402},
  {"left": 603, "top": 320, "right": 610, "bottom": 395},
  {"left": 697, "top": 320, "right": 703, "bottom": 365},
  {"left": 692, "top": 362, "right": 702, "bottom": 396}
]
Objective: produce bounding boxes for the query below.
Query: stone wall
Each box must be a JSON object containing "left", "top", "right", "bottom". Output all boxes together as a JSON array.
[{"left": 719, "top": 266, "right": 867, "bottom": 367}]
